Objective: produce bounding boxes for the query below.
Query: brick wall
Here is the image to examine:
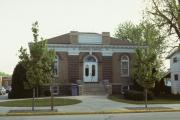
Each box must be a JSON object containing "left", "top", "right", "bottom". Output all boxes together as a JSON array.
[
  {"left": 68, "top": 55, "right": 79, "bottom": 83},
  {"left": 102, "top": 56, "right": 112, "bottom": 82}
]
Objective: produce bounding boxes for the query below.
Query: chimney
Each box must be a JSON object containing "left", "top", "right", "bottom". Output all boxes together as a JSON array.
[
  {"left": 102, "top": 32, "right": 110, "bottom": 37},
  {"left": 102, "top": 32, "right": 111, "bottom": 45},
  {"left": 70, "top": 31, "right": 78, "bottom": 44}
]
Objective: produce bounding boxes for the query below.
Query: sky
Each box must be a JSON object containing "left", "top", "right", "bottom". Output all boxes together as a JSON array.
[{"left": 0, "top": 0, "right": 145, "bottom": 74}]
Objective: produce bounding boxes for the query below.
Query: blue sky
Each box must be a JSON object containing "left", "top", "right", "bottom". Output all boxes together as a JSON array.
[{"left": 0, "top": 0, "right": 145, "bottom": 74}]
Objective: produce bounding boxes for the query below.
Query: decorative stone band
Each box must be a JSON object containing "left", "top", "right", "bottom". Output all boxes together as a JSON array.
[{"left": 48, "top": 44, "right": 148, "bottom": 56}]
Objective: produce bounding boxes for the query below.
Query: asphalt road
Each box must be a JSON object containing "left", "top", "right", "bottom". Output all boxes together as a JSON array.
[{"left": 1, "top": 112, "right": 180, "bottom": 120}]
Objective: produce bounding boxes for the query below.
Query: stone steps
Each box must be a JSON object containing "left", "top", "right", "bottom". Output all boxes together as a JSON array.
[{"left": 81, "top": 83, "right": 107, "bottom": 95}]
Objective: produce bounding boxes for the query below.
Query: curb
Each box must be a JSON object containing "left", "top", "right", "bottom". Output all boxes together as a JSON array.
[{"left": 0, "top": 109, "right": 180, "bottom": 116}]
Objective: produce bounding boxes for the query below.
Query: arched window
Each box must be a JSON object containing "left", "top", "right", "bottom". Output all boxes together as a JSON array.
[
  {"left": 53, "top": 55, "right": 59, "bottom": 76},
  {"left": 84, "top": 55, "right": 97, "bottom": 62},
  {"left": 121, "top": 55, "right": 129, "bottom": 77}
]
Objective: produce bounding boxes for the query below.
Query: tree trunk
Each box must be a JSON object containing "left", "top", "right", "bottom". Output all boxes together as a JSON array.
[
  {"left": 36, "top": 86, "right": 38, "bottom": 98},
  {"left": 144, "top": 88, "right": 148, "bottom": 108},
  {"left": 32, "top": 88, "right": 35, "bottom": 111},
  {"left": 36, "top": 86, "right": 39, "bottom": 107},
  {"left": 50, "top": 85, "right": 54, "bottom": 111}
]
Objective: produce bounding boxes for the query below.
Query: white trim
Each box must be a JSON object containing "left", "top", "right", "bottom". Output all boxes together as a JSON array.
[
  {"left": 102, "top": 52, "right": 113, "bottom": 56},
  {"left": 54, "top": 55, "right": 59, "bottom": 77},
  {"left": 48, "top": 44, "right": 147, "bottom": 49},
  {"left": 68, "top": 51, "right": 80, "bottom": 55},
  {"left": 83, "top": 55, "right": 98, "bottom": 82},
  {"left": 50, "top": 85, "right": 59, "bottom": 95},
  {"left": 48, "top": 44, "right": 147, "bottom": 54}
]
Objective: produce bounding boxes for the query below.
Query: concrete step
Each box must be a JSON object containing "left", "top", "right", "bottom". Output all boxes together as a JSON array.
[{"left": 81, "top": 83, "right": 107, "bottom": 95}]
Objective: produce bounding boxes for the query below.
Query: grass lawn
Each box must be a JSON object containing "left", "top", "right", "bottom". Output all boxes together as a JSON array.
[
  {"left": 0, "top": 98, "right": 81, "bottom": 107},
  {"left": 108, "top": 95, "right": 180, "bottom": 104}
]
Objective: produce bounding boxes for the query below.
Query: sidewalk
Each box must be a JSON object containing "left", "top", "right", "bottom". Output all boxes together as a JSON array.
[{"left": 0, "top": 95, "right": 180, "bottom": 116}]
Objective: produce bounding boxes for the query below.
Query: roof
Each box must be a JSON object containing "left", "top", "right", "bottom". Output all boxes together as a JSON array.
[
  {"left": 47, "top": 31, "right": 135, "bottom": 46},
  {"left": 47, "top": 33, "right": 71, "bottom": 44},
  {"left": 162, "top": 71, "right": 171, "bottom": 79},
  {"left": 166, "top": 47, "right": 180, "bottom": 59},
  {"left": 110, "top": 37, "right": 135, "bottom": 45}
]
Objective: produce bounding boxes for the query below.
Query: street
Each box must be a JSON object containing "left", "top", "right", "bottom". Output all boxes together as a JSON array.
[{"left": 0, "top": 112, "right": 180, "bottom": 120}]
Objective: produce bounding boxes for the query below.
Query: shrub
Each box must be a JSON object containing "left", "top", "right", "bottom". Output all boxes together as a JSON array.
[
  {"left": 8, "top": 62, "right": 33, "bottom": 99},
  {"left": 124, "top": 90, "right": 154, "bottom": 101},
  {"left": 44, "top": 90, "right": 51, "bottom": 96},
  {"left": 157, "top": 94, "right": 180, "bottom": 100},
  {"left": 8, "top": 89, "right": 33, "bottom": 99}
]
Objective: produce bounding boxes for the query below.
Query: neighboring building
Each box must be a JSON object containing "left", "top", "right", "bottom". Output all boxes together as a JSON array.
[
  {"left": 163, "top": 71, "right": 171, "bottom": 87},
  {"left": 167, "top": 47, "right": 180, "bottom": 94},
  {"left": 2, "top": 76, "right": 12, "bottom": 90},
  {"left": 0, "top": 76, "right": 2, "bottom": 87},
  {"left": 44, "top": 31, "right": 146, "bottom": 95}
]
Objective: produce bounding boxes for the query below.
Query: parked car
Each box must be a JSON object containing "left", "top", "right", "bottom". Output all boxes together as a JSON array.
[
  {"left": 5, "top": 86, "right": 11, "bottom": 93},
  {"left": 0, "top": 86, "right": 6, "bottom": 95}
]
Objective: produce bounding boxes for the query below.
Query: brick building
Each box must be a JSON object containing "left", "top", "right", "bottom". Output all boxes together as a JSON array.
[{"left": 46, "top": 31, "right": 146, "bottom": 95}]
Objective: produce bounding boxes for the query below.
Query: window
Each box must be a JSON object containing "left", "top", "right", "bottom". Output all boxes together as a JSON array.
[
  {"left": 51, "top": 85, "right": 59, "bottom": 95},
  {"left": 174, "top": 74, "right": 178, "bottom": 81},
  {"left": 84, "top": 56, "right": 96, "bottom": 62},
  {"left": 173, "top": 57, "right": 177, "bottom": 63},
  {"left": 53, "top": 55, "right": 59, "bottom": 76},
  {"left": 121, "top": 55, "right": 129, "bottom": 76}
]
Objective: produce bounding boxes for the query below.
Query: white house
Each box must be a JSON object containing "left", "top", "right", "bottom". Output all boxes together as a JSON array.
[{"left": 167, "top": 47, "right": 180, "bottom": 94}]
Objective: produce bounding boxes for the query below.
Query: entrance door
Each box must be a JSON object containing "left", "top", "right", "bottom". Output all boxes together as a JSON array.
[{"left": 83, "top": 55, "right": 98, "bottom": 82}]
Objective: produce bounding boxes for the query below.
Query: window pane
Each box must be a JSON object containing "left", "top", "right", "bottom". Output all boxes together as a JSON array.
[
  {"left": 52, "top": 86, "right": 59, "bottom": 94},
  {"left": 85, "top": 56, "right": 96, "bottom": 62},
  {"left": 54, "top": 61, "right": 58, "bottom": 75},
  {"left": 92, "top": 65, "right": 95, "bottom": 76},
  {"left": 85, "top": 65, "right": 89, "bottom": 76},
  {"left": 173, "top": 57, "right": 177, "bottom": 63},
  {"left": 121, "top": 55, "right": 129, "bottom": 76},
  {"left": 53, "top": 55, "right": 59, "bottom": 76},
  {"left": 174, "top": 74, "right": 178, "bottom": 81},
  {"left": 121, "top": 62, "right": 128, "bottom": 69},
  {"left": 121, "top": 69, "right": 128, "bottom": 76},
  {"left": 121, "top": 56, "right": 128, "bottom": 60}
]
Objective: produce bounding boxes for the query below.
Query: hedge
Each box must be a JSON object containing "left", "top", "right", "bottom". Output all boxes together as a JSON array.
[{"left": 124, "top": 90, "right": 154, "bottom": 101}]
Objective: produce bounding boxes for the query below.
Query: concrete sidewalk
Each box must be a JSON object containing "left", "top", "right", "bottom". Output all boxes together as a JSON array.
[{"left": 0, "top": 95, "right": 180, "bottom": 116}]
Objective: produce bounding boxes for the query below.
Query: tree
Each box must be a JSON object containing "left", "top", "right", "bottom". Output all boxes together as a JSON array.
[
  {"left": 133, "top": 49, "right": 159, "bottom": 108},
  {"left": 114, "top": 22, "right": 142, "bottom": 44},
  {"left": 0, "top": 72, "right": 10, "bottom": 77},
  {"left": 19, "top": 21, "right": 55, "bottom": 111},
  {"left": 115, "top": 21, "right": 166, "bottom": 56},
  {"left": 114, "top": 21, "right": 165, "bottom": 108},
  {"left": 114, "top": 21, "right": 166, "bottom": 79},
  {"left": 147, "top": 0, "right": 180, "bottom": 41}
]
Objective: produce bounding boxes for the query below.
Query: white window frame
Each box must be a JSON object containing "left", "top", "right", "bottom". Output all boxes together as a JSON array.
[
  {"left": 83, "top": 55, "right": 98, "bottom": 82},
  {"left": 121, "top": 55, "right": 129, "bottom": 77},
  {"left": 50, "top": 85, "right": 59, "bottom": 95}
]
